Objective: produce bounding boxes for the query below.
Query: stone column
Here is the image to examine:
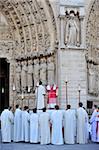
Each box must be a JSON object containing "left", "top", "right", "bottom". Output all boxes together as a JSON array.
[
  {"left": 80, "top": 16, "right": 84, "bottom": 47},
  {"left": 79, "top": 6, "right": 85, "bottom": 47},
  {"left": 60, "top": 15, "right": 65, "bottom": 48}
]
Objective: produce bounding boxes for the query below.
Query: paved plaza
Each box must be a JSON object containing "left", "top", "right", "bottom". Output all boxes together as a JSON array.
[
  {"left": 0, "top": 133, "right": 99, "bottom": 150},
  {"left": 0, "top": 142, "right": 99, "bottom": 150},
  {"left": 0, "top": 131, "right": 99, "bottom": 150}
]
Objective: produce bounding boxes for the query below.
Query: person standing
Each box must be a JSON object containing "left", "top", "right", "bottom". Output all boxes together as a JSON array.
[
  {"left": 50, "top": 105, "right": 63, "bottom": 145},
  {"left": 8, "top": 106, "right": 14, "bottom": 142},
  {"left": 1, "top": 107, "right": 14, "bottom": 143},
  {"left": 95, "top": 106, "right": 99, "bottom": 142},
  {"left": 90, "top": 104, "right": 98, "bottom": 142},
  {"left": 21, "top": 106, "right": 30, "bottom": 142},
  {"left": 47, "top": 84, "right": 58, "bottom": 109},
  {"left": 77, "top": 102, "right": 88, "bottom": 144},
  {"left": 35, "top": 81, "right": 46, "bottom": 111},
  {"left": 14, "top": 105, "right": 22, "bottom": 142},
  {"left": 39, "top": 107, "right": 50, "bottom": 144},
  {"left": 30, "top": 108, "right": 39, "bottom": 143},
  {"left": 64, "top": 105, "right": 76, "bottom": 144}
]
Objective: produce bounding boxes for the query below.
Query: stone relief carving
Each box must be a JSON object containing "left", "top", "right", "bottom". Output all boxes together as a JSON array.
[
  {"left": 86, "top": 0, "right": 98, "bottom": 61},
  {"left": 27, "top": 59, "right": 33, "bottom": 91},
  {"left": 34, "top": 59, "right": 39, "bottom": 89},
  {"left": 40, "top": 57, "right": 47, "bottom": 85},
  {"left": 86, "top": 1, "right": 99, "bottom": 97},
  {"left": 65, "top": 11, "right": 80, "bottom": 47},
  {"left": 15, "top": 61, "right": 21, "bottom": 93},
  {"left": 0, "top": 41, "right": 13, "bottom": 56},
  {"left": 88, "top": 63, "right": 95, "bottom": 94},
  {"left": 88, "top": 63, "right": 98, "bottom": 95},
  {"left": 47, "top": 56, "right": 55, "bottom": 85},
  {"left": 14, "top": 54, "right": 55, "bottom": 95},
  {"left": 15, "top": 53, "right": 55, "bottom": 92},
  {"left": 21, "top": 60, "right": 27, "bottom": 92}
]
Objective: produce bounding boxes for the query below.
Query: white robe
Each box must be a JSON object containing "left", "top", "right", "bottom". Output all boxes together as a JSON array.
[
  {"left": 30, "top": 113, "right": 39, "bottom": 143},
  {"left": 21, "top": 110, "right": 25, "bottom": 142},
  {"left": 85, "top": 111, "right": 89, "bottom": 143},
  {"left": 90, "top": 109, "right": 97, "bottom": 142},
  {"left": 77, "top": 107, "right": 88, "bottom": 144},
  {"left": 1, "top": 109, "right": 13, "bottom": 142},
  {"left": 64, "top": 109, "right": 76, "bottom": 144},
  {"left": 21, "top": 110, "right": 30, "bottom": 142},
  {"left": 36, "top": 85, "right": 45, "bottom": 109},
  {"left": 9, "top": 111, "right": 14, "bottom": 141},
  {"left": 14, "top": 108, "right": 22, "bottom": 142},
  {"left": 39, "top": 112, "right": 50, "bottom": 144},
  {"left": 50, "top": 110, "right": 63, "bottom": 145},
  {"left": 95, "top": 112, "right": 99, "bottom": 142}
]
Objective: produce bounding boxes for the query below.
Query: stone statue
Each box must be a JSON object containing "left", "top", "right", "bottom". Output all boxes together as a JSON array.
[
  {"left": 94, "top": 65, "right": 98, "bottom": 95},
  {"left": 16, "top": 61, "right": 21, "bottom": 93},
  {"left": 40, "top": 57, "right": 47, "bottom": 85},
  {"left": 65, "top": 12, "right": 79, "bottom": 47},
  {"left": 21, "top": 61, "right": 27, "bottom": 92},
  {"left": 47, "top": 57, "right": 55, "bottom": 85},
  {"left": 27, "top": 59, "right": 33, "bottom": 91},
  {"left": 88, "top": 63, "right": 95, "bottom": 94},
  {"left": 34, "top": 59, "right": 39, "bottom": 89}
]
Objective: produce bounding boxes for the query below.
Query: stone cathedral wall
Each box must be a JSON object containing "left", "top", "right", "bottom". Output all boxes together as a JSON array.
[{"left": 50, "top": 0, "right": 99, "bottom": 109}]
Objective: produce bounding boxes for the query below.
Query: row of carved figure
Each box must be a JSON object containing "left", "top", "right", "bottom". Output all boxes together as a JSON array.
[
  {"left": 15, "top": 56, "right": 55, "bottom": 93},
  {"left": 88, "top": 63, "right": 99, "bottom": 95}
]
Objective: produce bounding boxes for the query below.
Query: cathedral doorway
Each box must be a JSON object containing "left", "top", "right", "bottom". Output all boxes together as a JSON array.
[{"left": 0, "top": 58, "right": 9, "bottom": 113}]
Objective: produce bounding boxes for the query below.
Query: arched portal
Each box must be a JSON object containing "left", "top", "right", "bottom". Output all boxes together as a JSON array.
[
  {"left": 0, "top": 58, "right": 9, "bottom": 113},
  {"left": 0, "top": 0, "right": 57, "bottom": 109}
]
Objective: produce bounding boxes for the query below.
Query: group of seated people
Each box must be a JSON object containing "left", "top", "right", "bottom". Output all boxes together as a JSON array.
[{"left": 0, "top": 103, "right": 99, "bottom": 145}]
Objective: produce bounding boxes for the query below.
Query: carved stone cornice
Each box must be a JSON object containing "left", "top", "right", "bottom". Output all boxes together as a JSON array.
[{"left": 15, "top": 49, "right": 55, "bottom": 61}]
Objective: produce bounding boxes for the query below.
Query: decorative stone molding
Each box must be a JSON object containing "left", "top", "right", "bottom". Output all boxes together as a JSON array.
[
  {"left": 0, "top": 0, "right": 57, "bottom": 56},
  {"left": 86, "top": 0, "right": 99, "bottom": 61},
  {"left": 85, "top": 0, "right": 99, "bottom": 97}
]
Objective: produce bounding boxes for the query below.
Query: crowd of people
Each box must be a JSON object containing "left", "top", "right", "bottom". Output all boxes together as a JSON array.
[{"left": 0, "top": 102, "right": 99, "bottom": 145}]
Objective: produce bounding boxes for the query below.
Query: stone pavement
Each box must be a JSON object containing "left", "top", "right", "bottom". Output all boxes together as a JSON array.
[
  {"left": 0, "top": 131, "right": 99, "bottom": 150},
  {"left": 0, "top": 142, "right": 99, "bottom": 150}
]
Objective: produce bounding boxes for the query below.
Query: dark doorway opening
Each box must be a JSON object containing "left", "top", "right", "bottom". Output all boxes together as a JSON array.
[{"left": 0, "top": 58, "right": 9, "bottom": 114}]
